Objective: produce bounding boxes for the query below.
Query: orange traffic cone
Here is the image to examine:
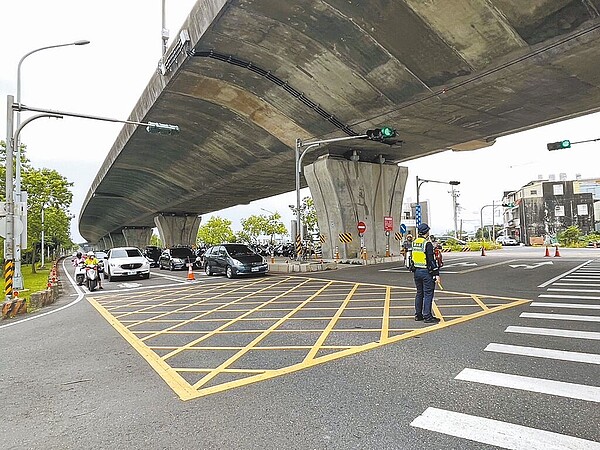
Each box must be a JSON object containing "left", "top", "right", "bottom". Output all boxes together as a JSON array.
[
  {"left": 187, "top": 264, "right": 195, "bottom": 281},
  {"left": 554, "top": 246, "right": 561, "bottom": 257},
  {"left": 544, "top": 246, "right": 550, "bottom": 257},
  {"left": 481, "top": 246, "right": 486, "bottom": 256}
]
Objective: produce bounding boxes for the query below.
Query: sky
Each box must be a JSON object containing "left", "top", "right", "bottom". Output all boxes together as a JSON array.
[{"left": 1, "top": 1, "right": 599, "bottom": 244}]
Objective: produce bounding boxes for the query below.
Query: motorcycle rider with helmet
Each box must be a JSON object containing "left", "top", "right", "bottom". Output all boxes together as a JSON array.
[{"left": 84, "top": 251, "right": 103, "bottom": 289}]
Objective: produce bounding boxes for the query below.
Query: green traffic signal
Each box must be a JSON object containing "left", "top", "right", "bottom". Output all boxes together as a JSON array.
[
  {"left": 365, "top": 127, "right": 397, "bottom": 141},
  {"left": 381, "top": 126, "right": 396, "bottom": 138},
  {"left": 547, "top": 139, "right": 571, "bottom": 151}
]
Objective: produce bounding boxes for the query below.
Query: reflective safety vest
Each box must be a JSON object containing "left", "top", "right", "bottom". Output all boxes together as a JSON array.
[{"left": 411, "top": 237, "right": 427, "bottom": 268}]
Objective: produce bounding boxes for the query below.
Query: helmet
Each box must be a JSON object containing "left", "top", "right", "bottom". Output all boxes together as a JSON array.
[
  {"left": 418, "top": 223, "right": 430, "bottom": 235},
  {"left": 87, "top": 251, "right": 95, "bottom": 257},
  {"left": 76, "top": 252, "right": 82, "bottom": 258}
]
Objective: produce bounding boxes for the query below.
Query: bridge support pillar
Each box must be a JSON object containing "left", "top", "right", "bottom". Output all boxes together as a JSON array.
[
  {"left": 108, "top": 231, "right": 127, "bottom": 248},
  {"left": 100, "top": 237, "right": 109, "bottom": 250},
  {"left": 154, "top": 214, "right": 201, "bottom": 248},
  {"left": 304, "top": 156, "right": 408, "bottom": 259},
  {"left": 122, "top": 227, "right": 153, "bottom": 249}
]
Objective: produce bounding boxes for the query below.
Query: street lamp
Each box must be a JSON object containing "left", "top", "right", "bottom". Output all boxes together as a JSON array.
[
  {"left": 415, "top": 176, "right": 460, "bottom": 228},
  {"left": 294, "top": 128, "right": 396, "bottom": 259},
  {"left": 13, "top": 39, "right": 90, "bottom": 290},
  {"left": 4, "top": 96, "right": 179, "bottom": 299}
]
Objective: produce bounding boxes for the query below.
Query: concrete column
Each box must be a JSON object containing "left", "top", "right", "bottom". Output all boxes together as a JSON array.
[
  {"left": 304, "top": 156, "right": 408, "bottom": 259},
  {"left": 154, "top": 214, "right": 201, "bottom": 248},
  {"left": 122, "top": 227, "right": 153, "bottom": 249},
  {"left": 100, "top": 237, "right": 109, "bottom": 250},
  {"left": 108, "top": 231, "right": 127, "bottom": 248}
]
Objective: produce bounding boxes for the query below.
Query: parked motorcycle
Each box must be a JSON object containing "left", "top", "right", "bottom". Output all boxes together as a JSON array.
[{"left": 84, "top": 264, "right": 99, "bottom": 291}]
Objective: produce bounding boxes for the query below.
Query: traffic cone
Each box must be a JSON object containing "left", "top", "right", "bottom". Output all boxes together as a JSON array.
[
  {"left": 481, "top": 246, "right": 486, "bottom": 256},
  {"left": 187, "top": 264, "right": 195, "bottom": 281},
  {"left": 544, "top": 246, "right": 550, "bottom": 257},
  {"left": 554, "top": 246, "right": 561, "bottom": 257}
]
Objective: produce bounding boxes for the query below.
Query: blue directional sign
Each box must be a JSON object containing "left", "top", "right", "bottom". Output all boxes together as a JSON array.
[
  {"left": 400, "top": 223, "right": 407, "bottom": 234},
  {"left": 415, "top": 204, "right": 422, "bottom": 226}
]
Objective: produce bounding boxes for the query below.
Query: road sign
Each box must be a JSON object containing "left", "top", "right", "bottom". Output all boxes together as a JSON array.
[
  {"left": 415, "top": 205, "right": 422, "bottom": 226},
  {"left": 384, "top": 216, "right": 393, "bottom": 231},
  {"left": 400, "top": 223, "right": 407, "bottom": 234},
  {"left": 0, "top": 217, "right": 23, "bottom": 239},
  {"left": 357, "top": 221, "right": 367, "bottom": 233}
]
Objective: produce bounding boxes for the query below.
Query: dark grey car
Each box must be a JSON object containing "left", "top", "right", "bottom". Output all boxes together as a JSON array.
[{"left": 204, "top": 244, "right": 269, "bottom": 279}]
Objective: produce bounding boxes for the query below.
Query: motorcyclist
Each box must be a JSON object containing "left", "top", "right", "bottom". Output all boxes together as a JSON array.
[
  {"left": 72, "top": 251, "right": 85, "bottom": 267},
  {"left": 84, "top": 251, "right": 103, "bottom": 289}
]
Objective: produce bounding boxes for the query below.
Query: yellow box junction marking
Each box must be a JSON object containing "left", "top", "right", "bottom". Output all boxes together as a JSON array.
[{"left": 88, "top": 276, "right": 529, "bottom": 401}]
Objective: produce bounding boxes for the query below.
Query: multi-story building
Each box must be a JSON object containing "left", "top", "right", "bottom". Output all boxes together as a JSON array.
[{"left": 501, "top": 177, "right": 597, "bottom": 245}]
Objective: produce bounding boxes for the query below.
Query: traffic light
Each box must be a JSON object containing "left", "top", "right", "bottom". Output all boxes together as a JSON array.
[
  {"left": 366, "top": 127, "right": 397, "bottom": 141},
  {"left": 547, "top": 140, "right": 571, "bottom": 151},
  {"left": 502, "top": 202, "right": 515, "bottom": 207}
]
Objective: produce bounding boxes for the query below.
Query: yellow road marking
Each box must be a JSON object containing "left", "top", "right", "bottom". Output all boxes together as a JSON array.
[{"left": 89, "top": 276, "right": 531, "bottom": 401}]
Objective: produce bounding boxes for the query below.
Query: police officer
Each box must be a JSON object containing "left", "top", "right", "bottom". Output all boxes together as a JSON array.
[{"left": 411, "top": 223, "right": 440, "bottom": 323}]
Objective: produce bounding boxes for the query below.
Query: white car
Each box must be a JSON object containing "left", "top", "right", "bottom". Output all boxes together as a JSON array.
[
  {"left": 104, "top": 247, "right": 150, "bottom": 281},
  {"left": 496, "top": 236, "right": 519, "bottom": 246}
]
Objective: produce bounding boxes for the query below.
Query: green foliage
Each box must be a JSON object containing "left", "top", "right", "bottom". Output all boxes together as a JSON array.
[
  {"left": 197, "top": 216, "right": 235, "bottom": 246},
  {"left": 0, "top": 141, "right": 74, "bottom": 266},
  {"left": 241, "top": 212, "right": 287, "bottom": 243},
  {"left": 558, "top": 225, "right": 581, "bottom": 246},
  {"left": 290, "top": 196, "right": 319, "bottom": 235},
  {"left": 150, "top": 234, "right": 163, "bottom": 248}
]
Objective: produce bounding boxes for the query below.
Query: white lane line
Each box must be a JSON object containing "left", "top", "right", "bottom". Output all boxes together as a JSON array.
[
  {"left": 0, "top": 259, "right": 86, "bottom": 330},
  {"left": 553, "top": 283, "right": 600, "bottom": 287},
  {"left": 539, "top": 260, "right": 593, "bottom": 287},
  {"left": 531, "top": 302, "right": 600, "bottom": 310},
  {"left": 521, "top": 312, "right": 600, "bottom": 322},
  {"left": 538, "top": 294, "right": 600, "bottom": 300},
  {"left": 548, "top": 288, "right": 600, "bottom": 293},
  {"left": 485, "top": 343, "right": 600, "bottom": 365},
  {"left": 506, "top": 325, "right": 600, "bottom": 340},
  {"left": 455, "top": 368, "right": 600, "bottom": 402},
  {"left": 410, "top": 407, "right": 600, "bottom": 450}
]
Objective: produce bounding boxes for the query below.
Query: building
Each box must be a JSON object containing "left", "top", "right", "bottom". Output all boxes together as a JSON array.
[{"left": 501, "top": 177, "right": 597, "bottom": 245}]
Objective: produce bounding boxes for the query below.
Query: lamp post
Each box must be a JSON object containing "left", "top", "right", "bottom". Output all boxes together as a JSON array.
[
  {"left": 479, "top": 203, "right": 501, "bottom": 241},
  {"left": 4, "top": 96, "right": 179, "bottom": 299},
  {"left": 40, "top": 203, "right": 46, "bottom": 269},
  {"left": 13, "top": 39, "right": 90, "bottom": 290},
  {"left": 415, "top": 176, "right": 460, "bottom": 228},
  {"left": 294, "top": 133, "right": 369, "bottom": 259}
]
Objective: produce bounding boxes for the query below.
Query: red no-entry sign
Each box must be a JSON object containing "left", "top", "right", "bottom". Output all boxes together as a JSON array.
[{"left": 357, "top": 221, "right": 367, "bottom": 233}]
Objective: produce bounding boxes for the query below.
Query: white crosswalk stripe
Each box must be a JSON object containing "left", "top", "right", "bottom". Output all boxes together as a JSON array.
[
  {"left": 411, "top": 259, "right": 600, "bottom": 448},
  {"left": 411, "top": 407, "right": 600, "bottom": 450},
  {"left": 484, "top": 343, "right": 600, "bottom": 364}
]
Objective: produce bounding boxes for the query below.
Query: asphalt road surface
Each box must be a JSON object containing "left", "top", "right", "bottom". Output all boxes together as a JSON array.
[{"left": 1, "top": 247, "right": 598, "bottom": 449}]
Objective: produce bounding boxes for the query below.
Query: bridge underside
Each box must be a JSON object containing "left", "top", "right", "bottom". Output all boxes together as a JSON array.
[{"left": 80, "top": 0, "right": 600, "bottom": 243}]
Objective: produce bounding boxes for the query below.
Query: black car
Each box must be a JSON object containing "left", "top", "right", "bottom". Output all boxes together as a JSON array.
[
  {"left": 158, "top": 247, "right": 201, "bottom": 271},
  {"left": 204, "top": 244, "right": 269, "bottom": 279},
  {"left": 143, "top": 246, "right": 162, "bottom": 267}
]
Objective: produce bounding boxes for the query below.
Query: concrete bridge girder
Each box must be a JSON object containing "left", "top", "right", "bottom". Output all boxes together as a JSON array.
[
  {"left": 304, "top": 156, "right": 408, "bottom": 259},
  {"left": 108, "top": 232, "right": 127, "bottom": 249},
  {"left": 154, "top": 214, "right": 202, "bottom": 249},
  {"left": 122, "top": 227, "right": 153, "bottom": 250}
]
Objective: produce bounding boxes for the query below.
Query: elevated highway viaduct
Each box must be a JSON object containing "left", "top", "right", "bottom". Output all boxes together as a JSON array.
[{"left": 79, "top": 0, "right": 600, "bottom": 256}]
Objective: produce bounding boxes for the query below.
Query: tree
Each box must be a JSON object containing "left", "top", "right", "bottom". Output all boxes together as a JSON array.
[
  {"left": 289, "top": 196, "right": 319, "bottom": 237},
  {"left": 22, "top": 167, "right": 74, "bottom": 271},
  {"left": 197, "top": 216, "right": 235, "bottom": 246},
  {"left": 241, "top": 212, "right": 287, "bottom": 244},
  {"left": 150, "top": 234, "right": 163, "bottom": 248},
  {"left": 558, "top": 225, "right": 581, "bottom": 247}
]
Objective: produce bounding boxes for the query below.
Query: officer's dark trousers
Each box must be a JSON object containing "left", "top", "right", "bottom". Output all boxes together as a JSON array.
[{"left": 414, "top": 268, "right": 435, "bottom": 319}]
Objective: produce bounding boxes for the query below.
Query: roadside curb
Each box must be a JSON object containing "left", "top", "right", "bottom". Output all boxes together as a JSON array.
[{"left": 1, "top": 261, "right": 62, "bottom": 320}]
